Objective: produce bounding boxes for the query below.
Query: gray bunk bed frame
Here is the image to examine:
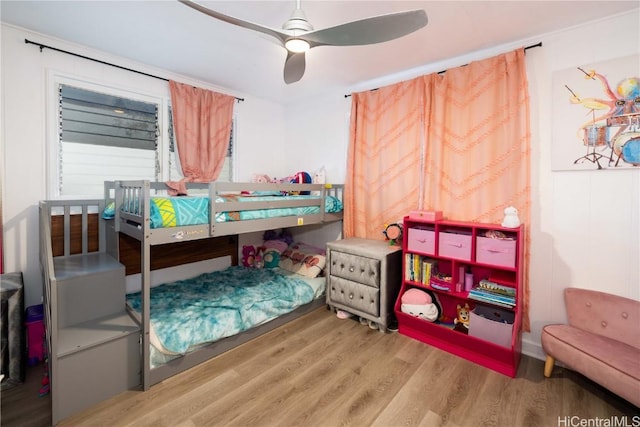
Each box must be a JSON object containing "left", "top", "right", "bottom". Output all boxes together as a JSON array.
[{"left": 104, "top": 180, "right": 344, "bottom": 390}]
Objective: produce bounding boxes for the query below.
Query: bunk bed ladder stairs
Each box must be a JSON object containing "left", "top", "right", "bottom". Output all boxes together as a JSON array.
[{"left": 39, "top": 200, "right": 140, "bottom": 425}]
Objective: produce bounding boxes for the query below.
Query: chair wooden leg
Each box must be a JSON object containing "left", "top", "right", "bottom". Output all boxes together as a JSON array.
[{"left": 544, "top": 355, "right": 555, "bottom": 377}]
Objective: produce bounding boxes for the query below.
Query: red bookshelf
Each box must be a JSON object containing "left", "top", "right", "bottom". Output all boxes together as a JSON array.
[{"left": 395, "top": 215, "right": 524, "bottom": 377}]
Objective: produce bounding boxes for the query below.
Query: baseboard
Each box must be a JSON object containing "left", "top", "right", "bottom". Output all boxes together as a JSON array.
[{"left": 521, "top": 336, "right": 546, "bottom": 361}]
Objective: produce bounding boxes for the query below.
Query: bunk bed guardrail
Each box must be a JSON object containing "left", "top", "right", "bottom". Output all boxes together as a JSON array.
[{"left": 104, "top": 180, "right": 344, "bottom": 244}]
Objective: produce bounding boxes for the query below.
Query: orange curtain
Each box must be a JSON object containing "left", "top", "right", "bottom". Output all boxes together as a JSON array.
[
  {"left": 422, "top": 49, "right": 530, "bottom": 224},
  {"left": 167, "top": 80, "right": 235, "bottom": 194},
  {"left": 345, "top": 48, "right": 531, "bottom": 330},
  {"left": 344, "top": 77, "right": 425, "bottom": 239},
  {"left": 422, "top": 49, "right": 531, "bottom": 330}
]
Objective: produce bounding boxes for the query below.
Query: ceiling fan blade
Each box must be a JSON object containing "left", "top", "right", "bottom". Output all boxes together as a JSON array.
[
  {"left": 284, "top": 52, "right": 306, "bottom": 84},
  {"left": 302, "top": 9, "right": 427, "bottom": 47},
  {"left": 179, "top": 0, "right": 289, "bottom": 46}
]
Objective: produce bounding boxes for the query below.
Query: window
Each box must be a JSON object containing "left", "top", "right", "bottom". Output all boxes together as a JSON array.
[{"left": 53, "top": 79, "right": 234, "bottom": 198}]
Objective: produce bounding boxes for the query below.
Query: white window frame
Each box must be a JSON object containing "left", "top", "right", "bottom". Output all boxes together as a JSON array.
[
  {"left": 46, "top": 72, "right": 171, "bottom": 199},
  {"left": 47, "top": 72, "right": 237, "bottom": 199}
]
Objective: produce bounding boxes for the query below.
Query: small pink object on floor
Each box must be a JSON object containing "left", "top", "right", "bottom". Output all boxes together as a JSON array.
[{"left": 336, "top": 310, "right": 353, "bottom": 319}]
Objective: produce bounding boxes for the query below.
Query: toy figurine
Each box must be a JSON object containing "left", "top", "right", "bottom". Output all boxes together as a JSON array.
[{"left": 501, "top": 206, "right": 520, "bottom": 228}]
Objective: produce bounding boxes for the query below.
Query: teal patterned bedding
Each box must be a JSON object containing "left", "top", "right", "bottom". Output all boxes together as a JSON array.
[
  {"left": 146, "top": 194, "right": 343, "bottom": 229},
  {"left": 125, "top": 266, "right": 316, "bottom": 355}
]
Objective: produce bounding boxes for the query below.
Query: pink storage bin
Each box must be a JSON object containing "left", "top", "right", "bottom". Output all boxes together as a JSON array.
[
  {"left": 407, "top": 228, "right": 436, "bottom": 255},
  {"left": 408, "top": 210, "right": 443, "bottom": 221},
  {"left": 476, "top": 237, "right": 517, "bottom": 268},
  {"left": 438, "top": 232, "right": 472, "bottom": 261},
  {"left": 469, "top": 308, "right": 514, "bottom": 348}
]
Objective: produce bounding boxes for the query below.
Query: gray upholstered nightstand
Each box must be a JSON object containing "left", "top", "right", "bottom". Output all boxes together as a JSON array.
[{"left": 326, "top": 238, "right": 402, "bottom": 332}]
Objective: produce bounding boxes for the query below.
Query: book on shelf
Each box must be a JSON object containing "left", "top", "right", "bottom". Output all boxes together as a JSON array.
[
  {"left": 468, "top": 288, "right": 516, "bottom": 308},
  {"left": 477, "top": 279, "right": 516, "bottom": 296},
  {"left": 404, "top": 253, "right": 437, "bottom": 285},
  {"left": 468, "top": 293, "right": 515, "bottom": 309}
]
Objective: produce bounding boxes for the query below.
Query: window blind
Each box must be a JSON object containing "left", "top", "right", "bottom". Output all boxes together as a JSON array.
[{"left": 59, "top": 85, "right": 158, "bottom": 150}]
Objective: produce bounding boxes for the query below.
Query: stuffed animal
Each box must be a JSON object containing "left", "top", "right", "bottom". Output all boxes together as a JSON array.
[
  {"left": 241, "top": 245, "right": 256, "bottom": 267},
  {"left": 400, "top": 288, "right": 440, "bottom": 322},
  {"left": 262, "top": 248, "right": 281, "bottom": 268},
  {"left": 254, "top": 248, "right": 264, "bottom": 269},
  {"left": 289, "top": 171, "right": 312, "bottom": 195},
  {"left": 313, "top": 167, "right": 326, "bottom": 185},
  {"left": 263, "top": 229, "right": 293, "bottom": 246},
  {"left": 252, "top": 173, "right": 273, "bottom": 183},
  {"left": 501, "top": 206, "right": 520, "bottom": 228},
  {"left": 453, "top": 303, "right": 471, "bottom": 334}
]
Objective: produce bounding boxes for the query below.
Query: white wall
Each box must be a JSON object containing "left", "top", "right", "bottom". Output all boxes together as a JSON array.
[
  {"left": 524, "top": 10, "right": 639, "bottom": 359},
  {"left": 283, "top": 9, "right": 640, "bottom": 360},
  {"left": 1, "top": 24, "right": 286, "bottom": 307}
]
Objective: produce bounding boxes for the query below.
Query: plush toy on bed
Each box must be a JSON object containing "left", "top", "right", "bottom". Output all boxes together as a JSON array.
[
  {"left": 400, "top": 288, "right": 440, "bottom": 322},
  {"left": 252, "top": 173, "right": 274, "bottom": 184},
  {"left": 263, "top": 229, "right": 293, "bottom": 246},
  {"left": 261, "top": 248, "right": 281, "bottom": 268},
  {"left": 286, "top": 171, "right": 312, "bottom": 195},
  {"left": 260, "top": 240, "right": 288, "bottom": 268},
  {"left": 241, "top": 245, "right": 256, "bottom": 267}
]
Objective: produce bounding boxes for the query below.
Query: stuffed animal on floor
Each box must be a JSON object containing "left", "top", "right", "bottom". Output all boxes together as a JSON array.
[
  {"left": 453, "top": 303, "right": 471, "bottom": 334},
  {"left": 400, "top": 288, "right": 440, "bottom": 322},
  {"left": 241, "top": 245, "right": 256, "bottom": 267}
]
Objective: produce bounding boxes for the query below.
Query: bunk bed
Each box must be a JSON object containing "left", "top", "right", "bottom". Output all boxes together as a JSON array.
[{"left": 103, "top": 180, "right": 344, "bottom": 390}]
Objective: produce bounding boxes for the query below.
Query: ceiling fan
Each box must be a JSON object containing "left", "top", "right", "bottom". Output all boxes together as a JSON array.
[{"left": 178, "top": 0, "right": 428, "bottom": 84}]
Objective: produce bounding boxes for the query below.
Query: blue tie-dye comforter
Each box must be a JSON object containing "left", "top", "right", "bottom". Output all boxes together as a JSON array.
[{"left": 126, "top": 266, "right": 315, "bottom": 354}]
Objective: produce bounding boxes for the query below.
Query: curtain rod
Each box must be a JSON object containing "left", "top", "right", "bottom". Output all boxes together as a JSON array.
[
  {"left": 24, "top": 39, "right": 245, "bottom": 102},
  {"left": 344, "top": 42, "right": 542, "bottom": 98}
]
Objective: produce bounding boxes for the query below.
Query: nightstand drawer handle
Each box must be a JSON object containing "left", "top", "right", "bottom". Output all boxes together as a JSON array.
[
  {"left": 349, "top": 266, "right": 355, "bottom": 272},
  {"left": 349, "top": 293, "right": 354, "bottom": 299}
]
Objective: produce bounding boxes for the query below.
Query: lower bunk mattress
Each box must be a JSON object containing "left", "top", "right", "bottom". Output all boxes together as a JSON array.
[{"left": 126, "top": 266, "right": 325, "bottom": 368}]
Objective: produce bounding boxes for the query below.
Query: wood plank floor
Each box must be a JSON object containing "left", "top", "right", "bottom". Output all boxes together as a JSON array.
[{"left": 2, "top": 306, "right": 638, "bottom": 426}]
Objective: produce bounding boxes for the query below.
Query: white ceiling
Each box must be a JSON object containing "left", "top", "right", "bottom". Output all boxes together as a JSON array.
[{"left": 1, "top": 1, "right": 638, "bottom": 104}]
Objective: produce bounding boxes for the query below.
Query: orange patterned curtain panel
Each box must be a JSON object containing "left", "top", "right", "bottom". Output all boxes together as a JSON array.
[
  {"left": 345, "top": 48, "right": 531, "bottom": 330},
  {"left": 422, "top": 49, "right": 531, "bottom": 331},
  {"left": 422, "top": 49, "right": 530, "bottom": 224},
  {"left": 167, "top": 80, "right": 235, "bottom": 195},
  {"left": 344, "top": 77, "right": 425, "bottom": 239}
]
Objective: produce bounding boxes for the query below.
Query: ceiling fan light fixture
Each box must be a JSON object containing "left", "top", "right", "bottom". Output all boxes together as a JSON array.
[{"left": 285, "top": 38, "right": 310, "bottom": 53}]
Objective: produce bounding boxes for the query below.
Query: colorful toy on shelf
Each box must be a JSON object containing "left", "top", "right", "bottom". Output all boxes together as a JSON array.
[
  {"left": 453, "top": 303, "right": 471, "bottom": 334},
  {"left": 501, "top": 206, "right": 520, "bottom": 228},
  {"left": 400, "top": 288, "right": 440, "bottom": 322}
]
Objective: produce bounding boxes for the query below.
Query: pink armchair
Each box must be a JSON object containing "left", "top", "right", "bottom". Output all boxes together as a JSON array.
[{"left": 541, "top": 288, "right": 640, "bottom": 407}]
